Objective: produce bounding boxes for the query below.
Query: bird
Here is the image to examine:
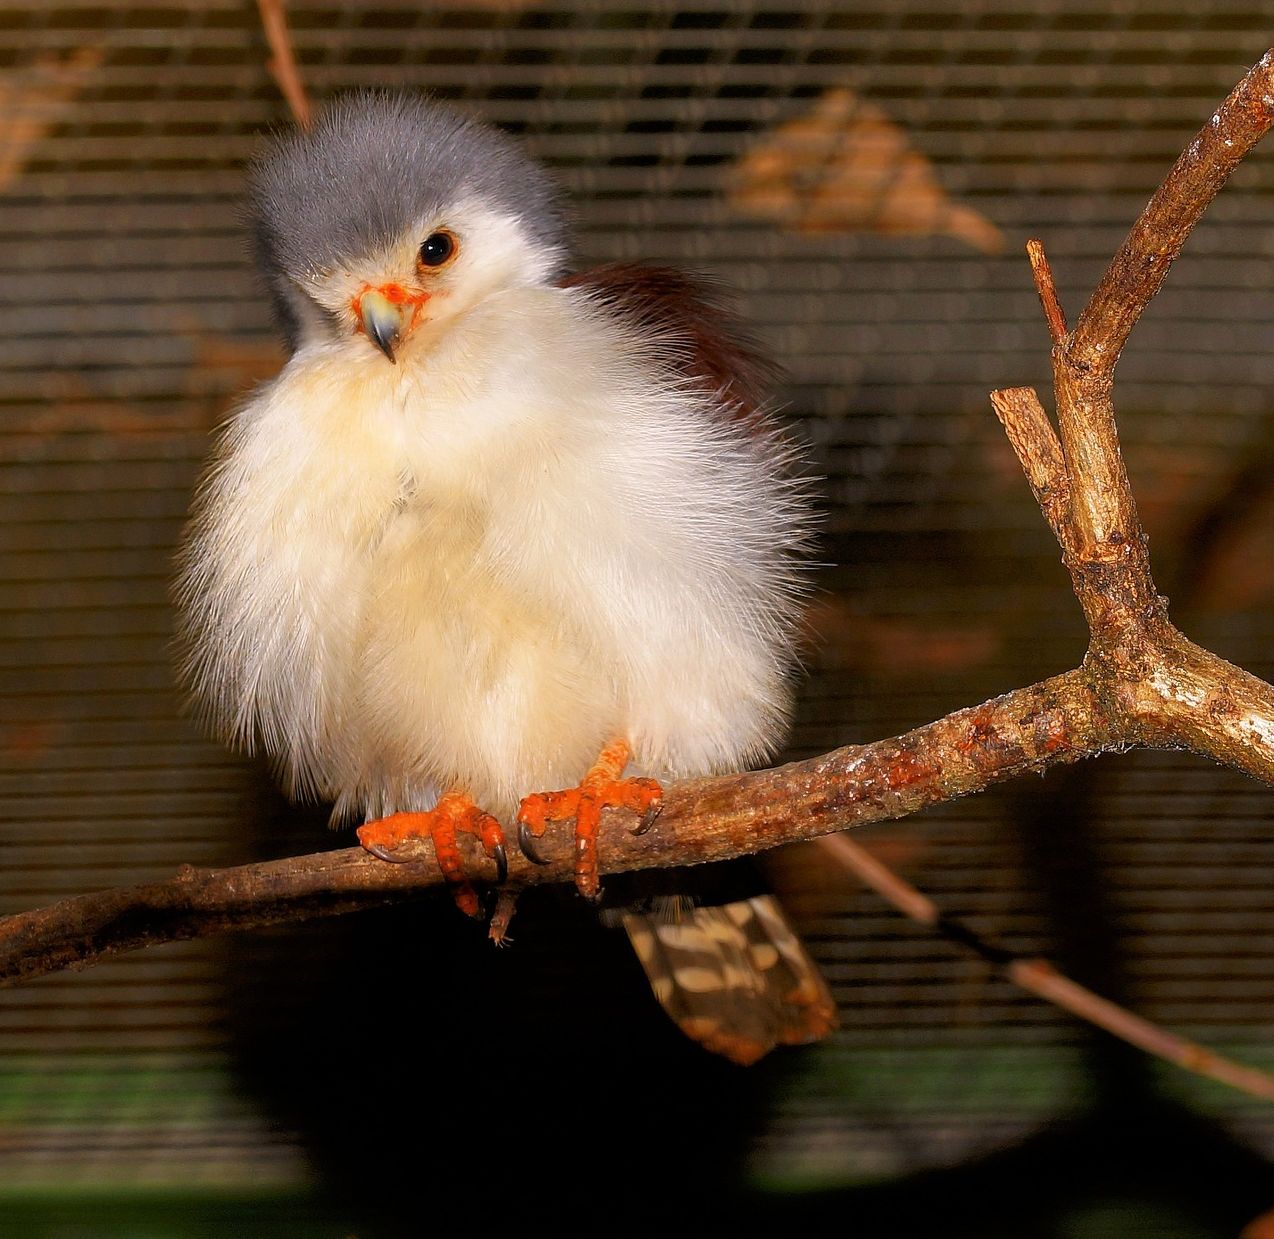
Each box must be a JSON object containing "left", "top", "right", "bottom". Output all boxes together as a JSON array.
[{"left": 174, "top": 90, "right": 835, "bottom": 1064}]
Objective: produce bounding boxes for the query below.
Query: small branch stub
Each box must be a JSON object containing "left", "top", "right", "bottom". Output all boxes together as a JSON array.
[
  {"left": 990, "top": 385, "right": 1069, "bottom": 546},
  {"left": 1026, "top": 238, "right": 1068, "bottom": 346}
]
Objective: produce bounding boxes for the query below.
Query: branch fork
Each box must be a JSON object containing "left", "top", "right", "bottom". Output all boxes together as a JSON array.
[
  {"left": 5, "top": 44, "right": 1274, "bottom": 1099},
  {"left": 991, "top": 49, "right": 1274, "bottom": 789}
]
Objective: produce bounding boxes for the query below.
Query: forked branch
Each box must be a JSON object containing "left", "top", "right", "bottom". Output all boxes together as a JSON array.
[{"left": 4, "top": 54, "right": 1274, "bottom": 1103}]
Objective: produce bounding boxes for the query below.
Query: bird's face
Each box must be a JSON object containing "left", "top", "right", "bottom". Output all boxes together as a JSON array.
[
  {"left": 292, "top": 196, "right": 559, "bottom": 365},
  {"left": 249, "top": 93, "right": 568, "bottom": 365}
]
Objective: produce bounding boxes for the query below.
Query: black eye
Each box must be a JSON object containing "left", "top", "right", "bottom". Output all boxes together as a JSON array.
[{"left": 418, "top": 231, "right": 456, "bottom": 267}]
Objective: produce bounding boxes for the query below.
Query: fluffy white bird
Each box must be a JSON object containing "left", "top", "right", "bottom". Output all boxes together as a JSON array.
[{"left": 175, "top": 92, "right": 833, "bottom": 1062}]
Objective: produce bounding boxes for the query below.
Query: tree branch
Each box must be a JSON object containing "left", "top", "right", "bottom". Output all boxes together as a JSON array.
[
  {"left": 0, "top": 669, "right": 1111, "bottom": 985},
  {"left": 1070, "top": 50, "right": 1274, "bottom": 371},
  {"left": 6, "top": 50, "right": 1274, "bottom": 1072},
  {"left": 1057, "top": 51, "right": 1274, "bottom": 562},
  {"left": 990, "top": 385, "right": 1069, "bottom": 543}
]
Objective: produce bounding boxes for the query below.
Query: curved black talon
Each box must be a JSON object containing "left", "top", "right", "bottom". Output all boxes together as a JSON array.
[
  {"left": 631, "top": 800, "right": 663, "bottom": 837},
  {"left": 364, "top": 842, "right": 415, "bottom": 864},
  {"left": 492, "top": 841, "right": 509, "bottom": 884},
  {"left": 518, "top": 820, "right": 551, "bottom": 865}
]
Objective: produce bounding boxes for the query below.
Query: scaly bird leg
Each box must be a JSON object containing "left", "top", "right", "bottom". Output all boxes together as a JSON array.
[
  {"left": 516, "top": 738, "right": 662, "bottom": 901},
  {"left": 357, "top": 791, "right": 507, "bottom": 919}
]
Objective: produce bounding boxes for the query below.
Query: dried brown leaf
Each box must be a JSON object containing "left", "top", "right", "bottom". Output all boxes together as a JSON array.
[
  {"left": 730, "top": 87, "right": 1004, "bottom": 254},
  {"left": 0, "top": 46, "right": 105, "bottom": 189}
]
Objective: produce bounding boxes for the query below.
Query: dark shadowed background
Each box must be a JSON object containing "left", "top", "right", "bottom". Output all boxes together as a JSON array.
[{"left": 3, "top": 3, "right": 1274, "bottom": 1236}]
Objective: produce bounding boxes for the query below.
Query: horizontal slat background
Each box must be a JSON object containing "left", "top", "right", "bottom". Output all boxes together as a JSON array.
[{"left": 3, "top": 1, "right": 1274, "bottom": 1229}]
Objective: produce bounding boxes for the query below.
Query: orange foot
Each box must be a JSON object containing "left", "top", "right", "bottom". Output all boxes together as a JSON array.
[
  {"left": 516, "top": 738, "right": 662, "bottom": 902},
  {"left": 357, "top": 791, "right": 507, "bottom": 919}
]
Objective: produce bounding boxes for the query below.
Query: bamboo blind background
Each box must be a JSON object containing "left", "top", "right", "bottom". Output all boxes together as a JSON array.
[{"left": 3, "top": 3, "right": 1274, "bottom": 1233}]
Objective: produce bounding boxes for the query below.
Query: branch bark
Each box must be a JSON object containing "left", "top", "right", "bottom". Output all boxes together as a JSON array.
[
  {"left": 0, "top": 669, "right": 1111, "bottom": 985},
  {"left": 6, "top": 51, "right": 1274, "bottom": 1040}
]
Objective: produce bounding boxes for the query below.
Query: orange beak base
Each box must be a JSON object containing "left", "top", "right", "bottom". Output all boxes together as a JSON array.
[{"left": 353, "top": 284, "right": 431, "bottom": 363}]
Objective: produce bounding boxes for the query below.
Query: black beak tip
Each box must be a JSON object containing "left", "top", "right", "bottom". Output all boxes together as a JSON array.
[{"left": 368, "top": 327, "right": 399, "bottom": 364}]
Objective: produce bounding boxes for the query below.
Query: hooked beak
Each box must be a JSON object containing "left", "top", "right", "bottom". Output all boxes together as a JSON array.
[{"left": 355, "top": 287, "right": 412, "bottom": 363}]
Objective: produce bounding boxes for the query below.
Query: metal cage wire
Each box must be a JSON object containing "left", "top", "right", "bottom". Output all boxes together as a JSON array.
[{"left": 2, "top": 0, "right": 1274, "bottom": 1197}]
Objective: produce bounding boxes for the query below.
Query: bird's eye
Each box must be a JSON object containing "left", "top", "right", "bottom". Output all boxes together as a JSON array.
[{"left": 418, "top": 231, "right": 457, "bottom": 268}]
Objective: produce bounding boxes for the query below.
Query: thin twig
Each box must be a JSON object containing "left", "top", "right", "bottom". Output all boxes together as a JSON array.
[
  {"left": 814, "top": 833, "right": 1274, "bottom": 1104},
  {"left": 255, "top": 0, "right": 312, "bottom": 129},
  {"left": 1026, "top": 238, "right": 1068, "bottom": 345},
  {"left": 1010, "top": 960, "right": 1274, "bottom": 1102}
]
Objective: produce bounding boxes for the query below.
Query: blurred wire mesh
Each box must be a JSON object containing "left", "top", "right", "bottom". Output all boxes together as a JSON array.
[{"left": 3, "top": 1, "right": 1274, "bottom": 1230}]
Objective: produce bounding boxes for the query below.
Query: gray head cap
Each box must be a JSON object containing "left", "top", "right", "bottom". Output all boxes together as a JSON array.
[{"left": 247, "top": 91, "right": 568, "bottom": 342}]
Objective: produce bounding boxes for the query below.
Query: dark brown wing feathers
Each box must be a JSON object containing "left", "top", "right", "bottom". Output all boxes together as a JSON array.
[{"left": 560, "top": 262, "right": 780, "bottom": 431}]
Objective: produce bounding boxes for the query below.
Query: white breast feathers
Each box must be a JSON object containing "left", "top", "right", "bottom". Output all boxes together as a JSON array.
[{"left": 174, "top": 285, "right": 811, "bottom": 821}]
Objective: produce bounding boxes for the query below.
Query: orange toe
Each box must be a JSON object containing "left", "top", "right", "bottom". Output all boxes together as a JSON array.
[
  {"left": 517, "top": 740, "right": 662, "bottom": 900},
  {"left": 358, "top": 792, "right": 507, "bottom": 918}
]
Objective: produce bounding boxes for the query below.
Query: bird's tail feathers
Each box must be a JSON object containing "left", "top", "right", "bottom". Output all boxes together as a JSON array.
[{"left": 623, "top": 894, "right": 836, "bottom": 1066}]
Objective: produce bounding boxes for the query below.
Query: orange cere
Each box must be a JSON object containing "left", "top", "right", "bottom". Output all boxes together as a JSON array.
[{"left": 351, "top": 282, "right": 432, "bottom": 334}]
